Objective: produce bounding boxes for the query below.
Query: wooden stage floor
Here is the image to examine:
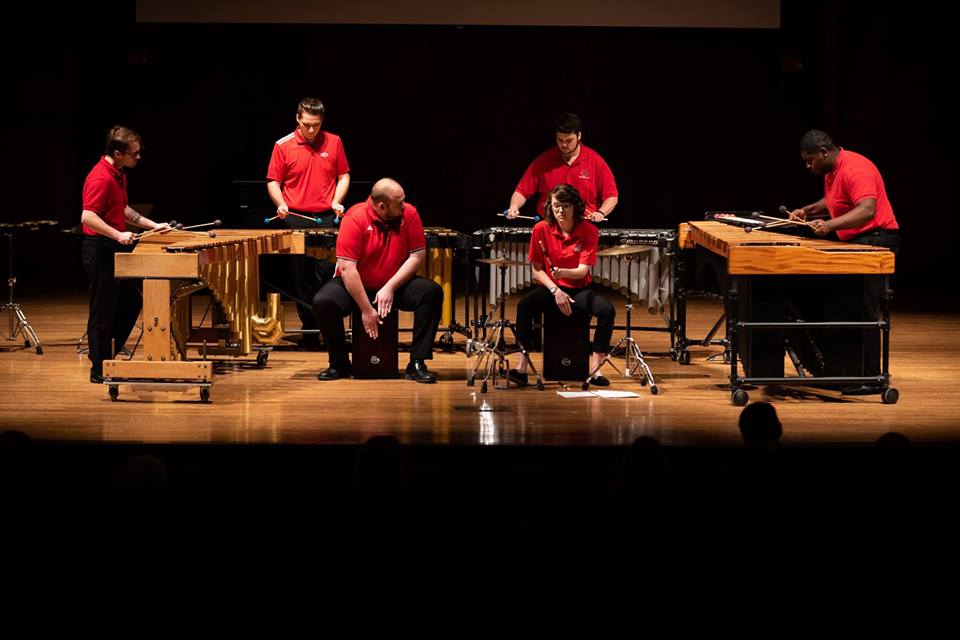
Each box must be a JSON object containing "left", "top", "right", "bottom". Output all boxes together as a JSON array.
[{"left": 2, "top": 292, "right": 958, "bottom": 446}]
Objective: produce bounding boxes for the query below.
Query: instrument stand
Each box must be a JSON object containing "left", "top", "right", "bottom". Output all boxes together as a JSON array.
[
  {"left": 583, "top": 254, "right": 658, "bottom": 394},
  {"left": 467, "top": 260, "right": 544, "bottom": 392},
  {"left": 1, "top": 232, "right": 42, "bottom": 355}
]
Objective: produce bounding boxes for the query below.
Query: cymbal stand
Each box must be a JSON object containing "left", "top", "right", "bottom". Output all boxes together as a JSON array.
[
  {"left": 1, "top": 232, "right": 43, "bottom": 355},
  {"left": 583, "top": 253, "right": 657, "bottom": 393},
  {"left": 467, "top": 260, "right": 544, "bottom": 392}
]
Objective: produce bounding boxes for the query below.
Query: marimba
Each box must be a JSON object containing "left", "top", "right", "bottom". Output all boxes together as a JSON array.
[
  {"left": 676, "top": 220, "right": 897, "bottom": 405},
  {"left": 104, "top": 229, "right": 303, "bottom": 401}
]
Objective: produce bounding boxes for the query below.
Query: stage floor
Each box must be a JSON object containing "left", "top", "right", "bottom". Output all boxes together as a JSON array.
[{"left": 2, "top": 292, "right": 958, "bottom": 446}]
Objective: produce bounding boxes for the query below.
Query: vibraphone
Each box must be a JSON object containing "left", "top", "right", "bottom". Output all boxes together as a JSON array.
[
  {"left": 676, "top": 220, "right": 897, "bottom": 405},
  {"left": 472, "top": 226, "right": 677, "bottom": 336},
  {"left": 303, "top": 226, "right": 471, "bottom": 341},
  {"left": 105, "top": 229, "right": 303, "bottom": 401}
]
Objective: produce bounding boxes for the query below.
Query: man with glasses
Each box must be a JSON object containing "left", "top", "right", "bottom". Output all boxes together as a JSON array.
[
  {"left": 81, "top": 125, "right": 169, "bottom": 383},
  {"left": 505, "top": 113, "right": 618, "bottom": 223},
  {"left": 267, "top": 97, "right": 351, "bottom": 349}
]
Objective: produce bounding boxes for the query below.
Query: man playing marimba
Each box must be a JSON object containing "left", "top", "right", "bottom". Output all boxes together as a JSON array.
[
  {"left": 81, "top": 126, "right": 169, "bottom": 384},
  {"left": 509, "top": 184, "right": 616, "bottom": 387},
  {"left": 312, "top": 179, "right": 442, "bottom": 383},
  {"left": 789, "top": 129, "right": 900, "bottom": 395}
]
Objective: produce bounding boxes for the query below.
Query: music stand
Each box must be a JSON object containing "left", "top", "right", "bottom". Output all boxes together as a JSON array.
[{"left": 583, "top": 246, "right": 658, "bottom": 393}]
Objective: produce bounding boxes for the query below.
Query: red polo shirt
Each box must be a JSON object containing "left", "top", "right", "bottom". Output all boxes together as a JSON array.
[
  {"left": 824, "top": 149, "right": 898, "bottom": 242},
  {"left": 528, "top": 219, "right": 598, "bottom": 288},
  {"left": 336, "top": 198, "right": 426, "bottom": 290},
  {"left": 515, "top": 143, "right": 618, "bottom": 215},
  {"left": 267, "top": 129, "right": 350, "bottom": 213},
  {"left": 81, "top": 157, "right": 128, "bottom": 237}
]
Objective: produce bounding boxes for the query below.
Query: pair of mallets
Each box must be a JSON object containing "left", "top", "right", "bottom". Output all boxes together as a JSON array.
[{"left": 135, "top": 219, "right": 222, "bottom": 240}]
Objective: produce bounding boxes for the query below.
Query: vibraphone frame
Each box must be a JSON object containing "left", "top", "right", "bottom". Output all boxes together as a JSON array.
[{"left": 470, "top": 226, "right": 678, "bottom": 353}]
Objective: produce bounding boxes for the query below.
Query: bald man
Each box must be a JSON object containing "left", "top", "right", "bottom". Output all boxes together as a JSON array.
[{"left": 311, "top": 179, "right": 443, "bottom": 383}]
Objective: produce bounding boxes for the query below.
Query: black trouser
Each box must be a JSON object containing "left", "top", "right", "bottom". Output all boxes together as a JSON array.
[
  {"left": 82, "top": 236, "right": 141, "bottom": 373},
  {"left": 849, "top": 230, "right": 900, "bottom": 377},
  {"left": 516, "top": 285, "right": 615, "bottom": 354},
  {"left": 283, "top": 212, "right": 335, "bottom": 333},
  {"left": 312, "top": 276, "right": 443, "bottom": 369}
]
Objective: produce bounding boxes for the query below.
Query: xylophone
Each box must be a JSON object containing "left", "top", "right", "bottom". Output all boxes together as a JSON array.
[
  {"left": 104, "top": 228, "right": 304, "bottom": 401},
  {"left": 676, "top": 220, "right": 897, "bottom": 405}
]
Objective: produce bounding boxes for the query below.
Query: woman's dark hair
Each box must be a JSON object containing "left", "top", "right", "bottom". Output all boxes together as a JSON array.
[{"left": 544, "top": 183, "right": 585, "bottom": 227}]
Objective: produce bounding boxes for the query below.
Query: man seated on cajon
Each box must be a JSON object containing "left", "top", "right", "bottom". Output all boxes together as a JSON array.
[{"left": 312, "top": 178, "right": 442, "bottom": 383}]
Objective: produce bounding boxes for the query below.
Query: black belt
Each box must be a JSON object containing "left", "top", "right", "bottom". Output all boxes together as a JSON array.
[{"left": 855, "top": 228, "right": 899, "bottom": 237}]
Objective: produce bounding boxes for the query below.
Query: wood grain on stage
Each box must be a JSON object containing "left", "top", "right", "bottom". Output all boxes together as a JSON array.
[{"left": 2, "top": 293, "right": 958, "bottom": 446}]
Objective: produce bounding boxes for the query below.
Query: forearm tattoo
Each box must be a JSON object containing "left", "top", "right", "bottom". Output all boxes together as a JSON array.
[{"left": 126, "top": 209, "right": 142, "bottom": 224}]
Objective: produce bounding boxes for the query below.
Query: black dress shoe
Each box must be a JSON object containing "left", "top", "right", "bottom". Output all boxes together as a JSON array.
[
  {"left": 90, "top": 370, "right": 105, "bottom": 384},
  {"left": 318, "top": 364, "right": 352, "bottom": 380},
  {"left": 404, "top": 360, "right": 437, "bottom": 384},
  {"left": 589, "top": 375, "right": 611, "bottom": 387},
  {"left": 508, "top": 369, "right": 529, "bottom": 387},
  {"left": 840, "top": 384, "right": 881, "bottom": 396}
]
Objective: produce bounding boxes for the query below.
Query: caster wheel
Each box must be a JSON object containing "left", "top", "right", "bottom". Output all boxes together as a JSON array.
[
  {"left": 881, "top": 387, "right": 899, "bottom": 404},
  {"left": 109, "top": 386, "right": 119, "bottom": 401},
  {"left": 723, "top": 351, "right": 731, "bottom": 364},
  {"left": 651, "top": 385, "right": 659, "bottom": 395},
  {"left": 536, "top": 380, "right": 544, "bottom": 391},
  {"left": 731, "top": 389, "right": 748, "bottom": 406},
  {"left": 256, "top": 351, "right": 268, "bottom": 367},
  {"left": 200, "top": 388, "right": 210, "bottom": 403},
  {"left": 466, "top": 376, "right": 475, "bottom": 387},
  {"left": 679, "top": 350, "right": 691, "bottom": 365},
  {"left": 581, "top": 382, "right": 590, "bottom": 391},
  {"left": 640, "top": 377, "right": 648, "bottom": 386},
  {"left": 24, "top": 340, "right": 31, "bottom": 348},
  {"left": 480, "top": 381, "right": 488, "bottom": 393},
  {"left": 670, "top": 350, "right": 678, "bottom": 361},
  {"left": 36, "top": 346, "right": 43, "bottom": 355}
]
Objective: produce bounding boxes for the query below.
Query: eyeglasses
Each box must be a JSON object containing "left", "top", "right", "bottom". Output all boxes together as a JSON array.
[{"left": 125, "top": 149, "right": 142, "bottom": 158}]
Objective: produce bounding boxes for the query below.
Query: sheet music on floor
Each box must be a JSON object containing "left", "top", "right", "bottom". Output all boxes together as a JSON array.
[{"left": 557, "top": 390, "right": 641, "bottom": 399}]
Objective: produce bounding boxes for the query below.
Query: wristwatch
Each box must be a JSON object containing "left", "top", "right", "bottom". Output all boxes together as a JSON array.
[{"left": 549, "top": 285, "right": 558, "bottom": 294}]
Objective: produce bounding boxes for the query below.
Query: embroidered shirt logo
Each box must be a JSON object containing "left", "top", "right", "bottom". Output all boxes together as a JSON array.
[
  {"left": 578, "top": 169, "right": 590, "bottom": 179},
  {"left": 320, "top": 151, "right": 330, "bottom": 158},
  {"left": 574, "top": 242, "right": 582, "bottom": 252}
]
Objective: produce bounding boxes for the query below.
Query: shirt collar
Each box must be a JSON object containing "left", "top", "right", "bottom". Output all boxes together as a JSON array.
[
  {"left": 294, "top": 129, "right": 322, "bottom": 147},
  {"left": 827, "top": 148, "right": 846, "bottom": 179},
  {"left": 549, "top": 219, "right": 582, "bottom": 239},
  {"left": 364, "top": 197, "right": 403, "bottom": 231},
  {"left": 101, "top": 156, "right": 124, "bottom": 183}
]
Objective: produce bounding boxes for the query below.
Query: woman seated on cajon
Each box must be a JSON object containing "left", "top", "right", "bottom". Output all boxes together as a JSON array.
[{"left": 510, "top": 183, "right": 615, "bottom": 387}]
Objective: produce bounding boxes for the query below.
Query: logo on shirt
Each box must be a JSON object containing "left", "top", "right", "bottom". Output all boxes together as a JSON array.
[
  {"left": 578, "top": 169, "right": 590, "bottom": 180},
  {"left": 574, "top": 242, "right": 582, "bottom": 252},
  {"left": 366, "top": 225, "right": 374, "bottom": 232},
  {"left": 320, "top": 151, "right": 330, "bottom": 158}
]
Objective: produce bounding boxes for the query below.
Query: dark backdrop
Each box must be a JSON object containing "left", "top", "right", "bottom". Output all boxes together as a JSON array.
[{"left": 1, "top": 1, "right": 954, "bottom": 305}]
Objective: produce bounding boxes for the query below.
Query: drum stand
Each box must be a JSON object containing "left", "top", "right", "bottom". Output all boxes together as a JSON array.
[
  {"left": 583, "top": 253, "right": 657, "bottom": 393},
  {"left": 467, "top": 260, "right": 544, "bottom": 392},
  {"left": 1, "top": 232, "right": 43, "bottom": 355}
]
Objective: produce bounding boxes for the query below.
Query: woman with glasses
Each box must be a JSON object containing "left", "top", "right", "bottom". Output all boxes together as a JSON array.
[{"left": 509, "top": 183, "right": 615, "bottom": 387}]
